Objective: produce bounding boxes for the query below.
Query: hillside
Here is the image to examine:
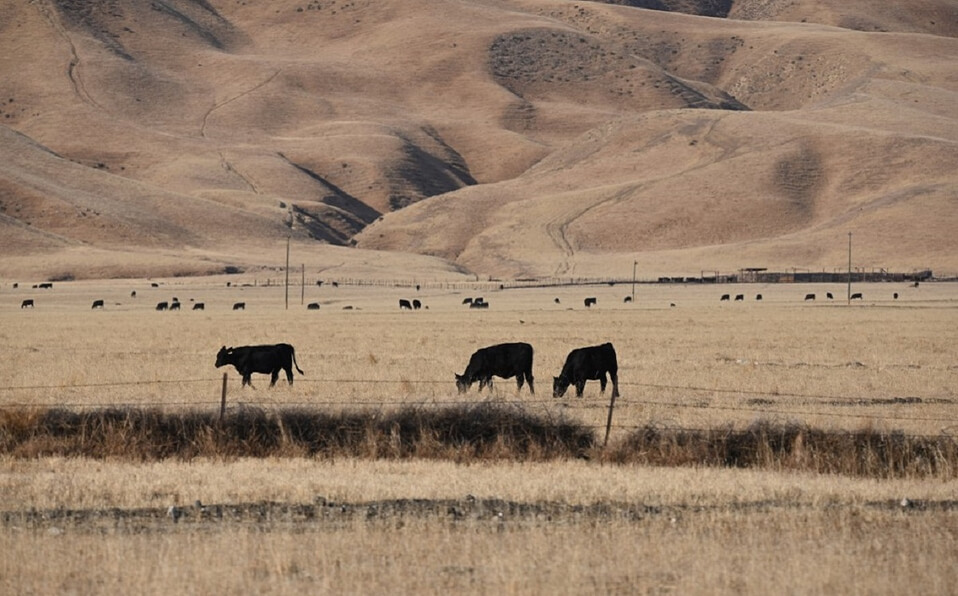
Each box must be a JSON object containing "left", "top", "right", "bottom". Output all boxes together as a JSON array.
[{"left": 1, "top": 0, "right": 956, "bottom": 280}]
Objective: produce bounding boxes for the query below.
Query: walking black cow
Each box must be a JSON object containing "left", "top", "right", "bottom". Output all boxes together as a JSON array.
[
  {"left": 553, "top": 342, "right": 619, "bottom": 399},
  {"left": 215, "top": 344, "right": 304, "bottom": 388},
  {"left": 455, "top": 342, "right": 534, "bottom": 395}
]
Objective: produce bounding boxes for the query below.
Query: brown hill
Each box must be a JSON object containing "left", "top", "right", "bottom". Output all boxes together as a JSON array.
[{"left": 1, "top": 0, "right": 956, "bottom": 280}]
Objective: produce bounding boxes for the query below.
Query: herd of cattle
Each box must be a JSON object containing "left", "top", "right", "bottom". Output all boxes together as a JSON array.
[{"left": 216, "top": 340, "right": 620, "bottom": 399}]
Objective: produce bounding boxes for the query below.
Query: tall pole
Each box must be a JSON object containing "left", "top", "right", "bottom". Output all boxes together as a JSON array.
[
  {"left": 301, "top": 264, "right": 305, "bottom": 305},
  {"left": 847, "top": 232, "right": 852, "bottom": 304},
  {"left": 285, "top": 236, "right": 290, "bottom": 310},
  {"left": 631, "top": 261, "right": 637, "bottom": 303}
]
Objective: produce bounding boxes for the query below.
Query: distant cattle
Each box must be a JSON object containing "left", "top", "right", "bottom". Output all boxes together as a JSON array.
[
  {"left": 913, "top": 281, "right": 920, "bottom": 288},
  {"left": 38, "top": 283, "right": 53, "bottom": 289},
  {"left": 170, "top": 301, "right": 181, "bottom": 311},
  {"left": 462, "top": 298, "right": 473, "bottom": 305},
  {"left": 193, "top": 302, "right": 205, "bottom": 310},
  {"left": 584, "top": 297, "right": 597, "bottom": 308},
  {"left": 804, "top": 294, "right": 816, "bottom": 301},
  {"left": 399, "top": 299, "right": 413, "bottom": 310},
  {"left": 756, "top": 294, "right": 763, "bottom": 301},
  {"left": 554, "top": 298, "right": 561, "bottom": 304},
  {"left": 151, "top": 283, "right": 159, "bottom": 288},
  {"left": 469, "top": 301, "right": 489, "bottom": 309},
  {"left": 623, "top": 296, "right": 633, "bottom": 303},
  {"left": 12, "top": 283, "right": 18, "bottom": 289},
  {"left": 413, "top": 299, "right": 422, "bottom": 310},
  {"left": 216, "top": 344, "right": 304, "bottom": 388},
  {"left": 734, "top": 294, "right": 744, "bottom": 301},
  {"left": 474, "top": 297, "right": 485, "bottom": 305},
  {"left": 553, "top": 342, "right": 619, "bottom": 399},
  {"left": 20, "top": 299, "right": 34, "bottom": 309},
  {"left": 232, "top": 302, "right": 246, "bottom": 310},
  {"left": 851, "top": 293, "right": 863, "bottom": 300},
  {"left": 893, "top": 293, "right": 899, "bottom": 300},
  {"left": 307, "top": 302, "right": 320, "bottom": 310},
  {"left": 156, "top": 301, "right": 169, "bottom": 311},
  {"left": 826, "top": 292, "right": 834, "bottom": 300},
  {"left": 91, "top": 299, "right": 104, "bottom": 309},
  {"left": 130, "top": 290, "right": 137, "bottom": 298},
  {"left": 456, "top": 342, "right": 534, "bottom": 395},
  {"left": 720, "top": 294, "right": 730, "bottom": 301}
]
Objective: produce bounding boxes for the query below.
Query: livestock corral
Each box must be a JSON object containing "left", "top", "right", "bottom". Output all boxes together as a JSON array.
[{"left": 2, "top": 277, "right": 957, "bottom": 593}]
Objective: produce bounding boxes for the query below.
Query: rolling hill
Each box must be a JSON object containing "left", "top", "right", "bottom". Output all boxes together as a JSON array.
[{"left": 1, "top": 0, "right": 956, "bottom": 280}]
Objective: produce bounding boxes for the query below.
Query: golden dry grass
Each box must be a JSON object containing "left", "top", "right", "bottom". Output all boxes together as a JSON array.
[{"left": 1, "top": 277, "right": 956, "bottom": 592}]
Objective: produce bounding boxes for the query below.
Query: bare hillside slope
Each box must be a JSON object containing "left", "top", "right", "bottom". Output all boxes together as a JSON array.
[{"left": 1, "top": 0, "right": 956, "bottom": 279}]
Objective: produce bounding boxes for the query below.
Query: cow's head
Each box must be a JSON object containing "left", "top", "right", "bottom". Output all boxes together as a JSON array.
[
  {"left": 215, "top": 346, "right": 233, "bottom": 368},
  {"left": 552, "top": 376, "right": 570, "bottom": 398},
  {"left": 454, "top": 373, "right": 470, "bottom": 394}
]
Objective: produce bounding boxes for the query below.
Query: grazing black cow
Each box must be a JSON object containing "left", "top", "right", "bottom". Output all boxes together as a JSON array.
[
  {"left": 462, "top": 297, "right": 473, "bottom": 305},
  {"left": 156, "top": 301, "right": 169, "bottom": 311},
  {"left": 553, "top": 342, "right": 619, "bottom": 399},
  {"left": 455, "top": 342, "right": 534, "bottom": 395},
  {"left": 193, "top": 302, "right": 205, "bottom": 310},
  {"left": 413, "top": 299, "right": 422, "bottom": 310},
  {"left": 20, "top": 299, "right": 34, "bottom": 309},
  {"left": 554, "top": 298, "right": 560, "bottom": 304},
  {"left": 232, "top": 302, "right": 246, "bottom": 310},
  {"left": 12, "top": 283, "right": 18, "bottom": 289},
  {"left": 215, "top": 344, "right": 304, "bottom": 388},
  {"left": 623, "top": 296, "right": 632, "bottom": 303},
  {"left": 469, "top": 301, "right": 489, "bottom": 309},
  {"left": 474, "top": 297, "right": 485, "bottom": 305},
  {"left": 893, "top": 292, "right": 899, "bottom": 300},
  {"left": 307, "top": 302, "right": 320, "bottom": 310},
  {"left": 826, "top": 292, "right": 834, "bottom": 300},
  {"left": 584, "top": 297, "right": 597, "bottom": 308},
  {"left": 734, "top": 294, "right": 744, "bottom": 301},
  {"left": 151, "top": 283, "right": 159, "bottom": 288},
  {"left": 399, "top": 299, "right": 413, "bottom": 310},
  {"left": 913, "top": 281, "right": 920, "bottom": 288},
  {"left": 851, "top": 293, "right": 863, "bottom": 300},
  {"left": 130, "top": 290, "right": 137, "bottom": 298},
  {"left": 756, "top": 294, "right": 763, "bottom": 301},
  {"left": 38, "top": 283, "right": 53, "bottom": 289},
  {"left": 804, "top": 294, "right": 816, "bottom": 301},
  {"left": 91, "top": 299, "right": 104, "bottom": 309},
  {"left": 170, "top": 301, "right": 181, "bottom": 311},
  {"left": 720, "top": 294, "right": 730, "bottom": 301}
]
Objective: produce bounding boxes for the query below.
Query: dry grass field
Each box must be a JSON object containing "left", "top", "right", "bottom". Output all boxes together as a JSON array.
[{"left": 2, "top": 277, "right": 957, "bottom": 593}]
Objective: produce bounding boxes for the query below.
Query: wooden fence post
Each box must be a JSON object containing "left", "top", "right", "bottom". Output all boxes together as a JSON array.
[
  {"left": 603, "top": 391, "right": 618, "bottom": 447},
  {"left": 220, "top": 372, "right": 228, "bottom": 420}
]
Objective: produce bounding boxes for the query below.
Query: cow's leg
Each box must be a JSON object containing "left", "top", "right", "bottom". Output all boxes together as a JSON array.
[
  {"left": 516, "top": 376, "right": 524, "bottom": 391},
  {"left": 270, "top": 369, "right": 280, "bottom": 387},
  {"left": 285, "top": 365, "right": 294, "bottom": 385},
  {"left": 575, "top": 380, "right": 586, "bottom": 397},
  {"left": 599, "top": 373, "right": 608, "bottom": 393},
  {"left": 526, "top": 374, "right": 535, "bottom": 395},
  {"left": 610, "top": 371, "right": 620, "bottom": 398},
  {"left": 242, "top": 374, "right": 254, "bottom": 388}
]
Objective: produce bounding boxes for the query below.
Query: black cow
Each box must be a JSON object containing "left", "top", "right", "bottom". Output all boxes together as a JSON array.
[
  {"left": 623, "top": 296, "right": 633, "bottom": 303},
  {"left": 455, "top": 342, "right": 534, "bottom": 395},
  {"left": 91, "top": 299, "right": 104, "bottom": 309},
  {"left": 399, "top": 299, "right": 412, "bottom": 310},
  {"left": 413, "top": 299, "right": 422, "bottom": 310},
  {"left": 827, "top": 292, "right": 834, "bottom": 300},
  {"left": 584, "top": 297, "right": 597, "bottom": 308},
  {"left": 720, "top": 294, "right": 730, "bottom": 301},
  {"left": 130, "top": 290, "right": 137, "bottom": 298},
  {"left": 170, "top": 301, "right": 181, "bottom": 311},
  {"left": 215, "top": 344, "right": 304, "bottom": 388},
  {"left": 233, "top": 302, "right": 246, "bottom": 310},
  {"left": 193, "top": 302, "right": 205, "bottom": 310},
  {"left": 734, "top": 294, "right": 744, "bottom": 301},
  {"left": 156, "top": 301, "right": 169, "bottom": 311},
  {"left": 804, "top": 294, "right": 816, "bottom": 301},
  {"left": 20, "top": 299, "right": 34, "bottom": 309},
  {"left": 462, "top": 297, "right": 473, "bottom": 305},
  {"left": 851, "top": 293, "right": 863, "bottom": 300},
  {"left": 553, "top": 342, "right": 619, "bottom": 399},
  {"left": 307, "top": 302, "right": 320, "bottom": 310},
  {"left": 469, "top": 301, "right": 489, "bottom": 309},
  {"left": 756, "top": 294, "right": 763, "bottom": 301}
]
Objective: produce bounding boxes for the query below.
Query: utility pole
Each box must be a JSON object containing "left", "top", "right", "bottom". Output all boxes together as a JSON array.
[
  {"left": 285, "top": 236, "right": 290, "bottom": 310},
  {"left": 847, "top": 232, "right": 852, "bottom": 304},
  {"left": 631, "top": 261, "right": 637, "bottom": 303}
]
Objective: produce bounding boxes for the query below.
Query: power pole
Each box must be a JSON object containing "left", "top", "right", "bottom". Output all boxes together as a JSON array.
[
  {"left": 847, "top": 232, "right": 852, "bottom": 304},
  {"left": 631, "top": 261, "right": 637, "bottom": 303},
  {"left": 285, "top": 236, "right": 290, "bottom": 310}
]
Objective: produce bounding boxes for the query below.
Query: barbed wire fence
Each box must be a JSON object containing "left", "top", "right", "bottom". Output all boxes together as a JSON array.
[{"left": 1, "top": 376, "right": 955, "bottom": 439}]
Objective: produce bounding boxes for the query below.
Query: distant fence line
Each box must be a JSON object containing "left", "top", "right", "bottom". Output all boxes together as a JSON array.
[{"left": 240, "top": 268, "right": 942, "bottom": 291}]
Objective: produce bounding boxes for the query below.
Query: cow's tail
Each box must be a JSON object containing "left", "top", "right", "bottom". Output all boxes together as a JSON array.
[{"left": 292, "top": 347, "right": 304, "bottom": 375}]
